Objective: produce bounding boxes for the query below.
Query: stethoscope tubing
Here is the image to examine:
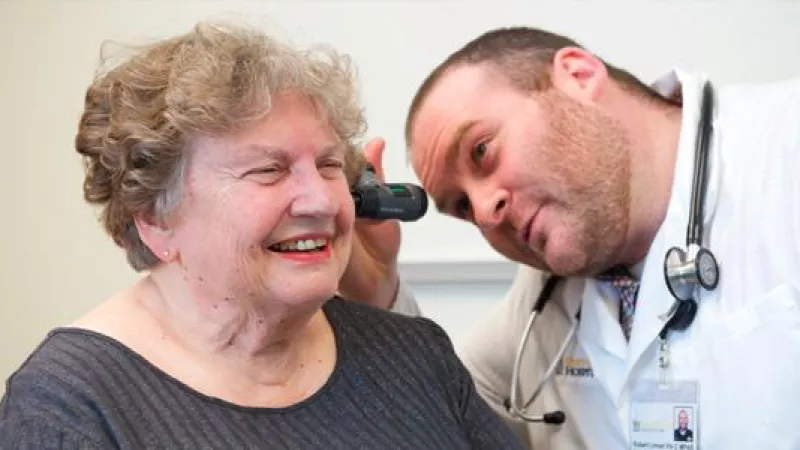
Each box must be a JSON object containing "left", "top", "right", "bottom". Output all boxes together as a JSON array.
[
  {"left": 508, "top": 307, "right": 579, "bottom": 420},
  {"left": 506, "top": 79, "right": 718, "bottom": 424}
]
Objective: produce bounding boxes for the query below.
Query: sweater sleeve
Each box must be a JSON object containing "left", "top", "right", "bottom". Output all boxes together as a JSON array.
[
  {"left": 0, "top": 356, "right": 118, "bottom": 450},
  {"left": 0, "top": 416, "right": 106, "bottom": 450},
  {"left": 417, "top": 317, "right": 527, "bottom": 450}
]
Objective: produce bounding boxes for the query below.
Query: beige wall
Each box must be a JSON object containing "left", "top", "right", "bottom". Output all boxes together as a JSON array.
[
  {"left": 0, "top": 0, "right": 510, "bottom": 394},
  {"left": 3, "top": 0, "right": 800, "bottom": 396},
  {"left": 0, "top": 3, "right": 143, "bottom": 394}
]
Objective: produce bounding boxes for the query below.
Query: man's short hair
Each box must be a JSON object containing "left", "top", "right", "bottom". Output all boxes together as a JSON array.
[{"left": 404, "top": 26, "right": 670, "bottom": 147}]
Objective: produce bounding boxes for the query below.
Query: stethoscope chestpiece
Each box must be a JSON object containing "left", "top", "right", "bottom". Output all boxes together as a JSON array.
[
  {"left": 663, "top": 244, "right": 719, "bottom": 301},
  {"left": 662, "top": 243, "right": 719, "bottom": 331}
]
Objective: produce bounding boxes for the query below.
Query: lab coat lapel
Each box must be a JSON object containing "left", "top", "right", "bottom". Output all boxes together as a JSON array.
[
  {"left": 577, "top": 279, "right": 627, "bottom": 403},
  {"left": 624, "top": 70, "right": 713, "bottom": 381},
  {"left": 622, "top": 222, "right": 677, "bottom": 380}
]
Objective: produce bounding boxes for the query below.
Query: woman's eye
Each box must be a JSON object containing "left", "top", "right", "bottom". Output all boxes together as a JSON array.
[
  {"left": 472, "top": 142, "right": 488, "bottom": 162},
  {"left": 249, "top": 167, "right": 278, "bottom": 175},
  {"left": 319, "top": 160, "right": 345, "bottom": 177},
  {"left": 245, "top": 167, "right": 283, "bottom": 184}
]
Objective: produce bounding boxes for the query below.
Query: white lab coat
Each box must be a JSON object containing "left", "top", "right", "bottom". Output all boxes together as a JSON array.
[{"left": 393, "top": 69, "right": 800, "bottom": 449}]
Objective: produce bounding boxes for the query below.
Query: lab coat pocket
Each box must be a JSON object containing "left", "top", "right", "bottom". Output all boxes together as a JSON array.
[
  {"left": 702, "top": 283, "right": 800, "bottom": 449},
  {"left": 714, "top": 283, "right": 800, "bottom": 340}
]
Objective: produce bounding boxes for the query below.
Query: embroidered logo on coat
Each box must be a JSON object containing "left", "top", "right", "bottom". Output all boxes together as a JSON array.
[{"left": 554, "top": 356, "right": 594, "bottom": 378}]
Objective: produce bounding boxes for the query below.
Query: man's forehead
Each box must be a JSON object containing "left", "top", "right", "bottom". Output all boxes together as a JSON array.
[
  {"left": 411, "top": 65, "right": 498, "bottom": 149},
  {"left": 420, "top": 64, "right": 501, "bottom": 112},
  {"left": 409, "top": 65, "right": 508, "bottom": 194}
]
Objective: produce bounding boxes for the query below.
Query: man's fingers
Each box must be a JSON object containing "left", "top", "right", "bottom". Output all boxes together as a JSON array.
[
  {"left": 363, "top": 137, "right": 387, "bottom": 182},
  {"left": 354, "top": 217, "right": 386, "bottom": 227}
]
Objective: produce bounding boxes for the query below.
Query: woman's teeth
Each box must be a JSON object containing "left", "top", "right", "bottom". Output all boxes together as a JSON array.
[{"left": 270, "top": 238, "right": 328, "bottom": 252}]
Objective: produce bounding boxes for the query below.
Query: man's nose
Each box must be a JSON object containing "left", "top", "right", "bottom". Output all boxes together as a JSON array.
[
  {"left": 290, "top": 172, "right": 338, "bottom": 217},
  {"left": 472, "top": 188, "right": 509, "bottom": 229}
]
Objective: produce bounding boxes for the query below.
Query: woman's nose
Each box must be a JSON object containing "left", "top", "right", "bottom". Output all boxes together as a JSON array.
[{"left": 290, "top": 172, "right": 338, "bottom": 218}]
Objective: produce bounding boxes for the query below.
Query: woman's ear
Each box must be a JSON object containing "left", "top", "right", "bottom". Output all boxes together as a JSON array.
[
  {"left": 550, "top": 46, "right": 608, "bottom": 102},
  {"left": 134, "top": 214, "right": 177, "bottom": 263}
]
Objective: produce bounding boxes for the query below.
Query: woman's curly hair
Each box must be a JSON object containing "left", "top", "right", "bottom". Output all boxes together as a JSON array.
[{"left": 75, "top": 21, "right": 368, "bottom": 271}]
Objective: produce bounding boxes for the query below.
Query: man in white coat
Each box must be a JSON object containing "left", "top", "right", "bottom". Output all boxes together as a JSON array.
[{"left": 346, "top": 26, "right": 800, "bottom": 449}]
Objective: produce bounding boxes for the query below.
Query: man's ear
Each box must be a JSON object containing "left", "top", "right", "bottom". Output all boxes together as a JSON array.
[
  {"left": 550, "top": 46, "right": 608, "bottom": 102},
  {"left": 134, "top": 214, "right": 177, "bottom": 263}
]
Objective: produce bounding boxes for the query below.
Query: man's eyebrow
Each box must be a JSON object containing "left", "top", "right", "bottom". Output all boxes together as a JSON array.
[
  {"left": 433, "top": 120, "right": 476, "bottom": 213},
  {"left": 444, "top": 120, "right": 477, "bottom": 167}
]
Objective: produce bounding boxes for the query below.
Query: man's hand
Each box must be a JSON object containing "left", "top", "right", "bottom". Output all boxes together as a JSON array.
[{"left": 338, "top": 137, "right": 402, "bottom": 309}]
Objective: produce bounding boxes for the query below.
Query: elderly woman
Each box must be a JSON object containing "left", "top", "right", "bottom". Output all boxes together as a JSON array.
[{"left": 0, "top": 21, "right": 524, "bottom": 450}]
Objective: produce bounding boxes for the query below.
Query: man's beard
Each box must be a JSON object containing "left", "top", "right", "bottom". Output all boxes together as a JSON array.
[{"left": 532, "top": 89, "right": 633, "bottom": 276}]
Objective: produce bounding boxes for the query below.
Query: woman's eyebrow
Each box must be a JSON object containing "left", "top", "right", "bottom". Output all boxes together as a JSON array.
[
  {"left": 228, "top": 142, "right": 345, "bottom": 166},
  {"left": 222, "top": 144, "right": 291, "bottom": 168},
  {"left": 318, "top": 142, "right": 347, "bottom": 158},
  {"left": 241, "top": 144, "right": 291, "bottom": 160}
]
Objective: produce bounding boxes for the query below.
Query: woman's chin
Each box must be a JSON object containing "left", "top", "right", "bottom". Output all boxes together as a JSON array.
[{"left": 271, "top": 278, "right": 340, "bottom": 307}]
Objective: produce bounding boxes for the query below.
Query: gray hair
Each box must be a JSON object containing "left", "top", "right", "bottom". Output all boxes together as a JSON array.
[{"left": 75, "top": 20, "right": 368, "bottom": 270}]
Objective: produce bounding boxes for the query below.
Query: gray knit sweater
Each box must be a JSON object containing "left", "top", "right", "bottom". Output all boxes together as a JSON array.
[{"left": 0, "top": 297, "right": 524, "bottom": 449}]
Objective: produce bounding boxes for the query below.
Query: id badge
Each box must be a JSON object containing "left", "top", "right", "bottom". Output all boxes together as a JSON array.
[{"left": 629, "top": 379, "right": 699, "bottom": 449}]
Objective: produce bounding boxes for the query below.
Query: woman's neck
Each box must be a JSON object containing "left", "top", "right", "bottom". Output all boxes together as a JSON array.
[{"left": 131, "top": 271, "right": 336, "bottom": 406}]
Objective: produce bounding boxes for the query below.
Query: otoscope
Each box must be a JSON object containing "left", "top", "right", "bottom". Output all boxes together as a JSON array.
[{"left": 351, "top": 163, "right": 428, "bottom": 222}]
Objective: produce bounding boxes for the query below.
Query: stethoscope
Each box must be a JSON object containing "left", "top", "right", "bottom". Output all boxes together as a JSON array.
[{"left": 504, "top": 80, "right": 721, "bottom": 425}]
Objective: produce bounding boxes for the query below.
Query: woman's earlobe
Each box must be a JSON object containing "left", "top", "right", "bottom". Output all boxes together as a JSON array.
[{"left": 133, "top": 215, "right": 175, "bottom": 262}]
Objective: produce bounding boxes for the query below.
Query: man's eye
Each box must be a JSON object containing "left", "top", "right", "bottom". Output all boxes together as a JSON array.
[
  {"left": 455, "top": 195, "right": 471, "bottom": 218},
  {"left": 471, "top": 142, "right": 488, "bottom": 162}
]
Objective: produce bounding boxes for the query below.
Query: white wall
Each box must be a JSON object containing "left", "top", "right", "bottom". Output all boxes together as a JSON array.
[{"left": 2, "top": 0, "right": 800, "bottom": 394}]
